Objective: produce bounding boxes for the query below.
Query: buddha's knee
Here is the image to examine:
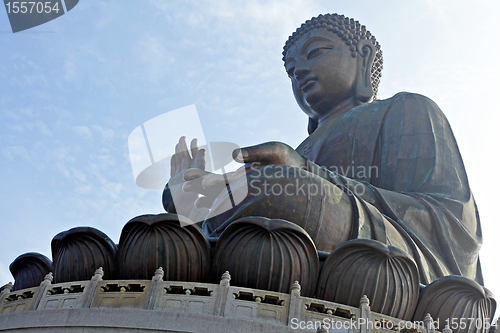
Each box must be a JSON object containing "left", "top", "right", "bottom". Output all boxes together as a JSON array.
[
  {"left": 241, "top": 165, "right": 313, "bottom": 203},
  {"left": 316, "top": 239, "right": 420, "bottom": 321},
  {"left": 209, "top": 165, "right": 353, "bottom": 252}
]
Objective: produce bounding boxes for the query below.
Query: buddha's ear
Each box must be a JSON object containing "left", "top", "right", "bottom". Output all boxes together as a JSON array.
[
  {"left": 308, "top": 117, "right": 318, "bottom": 135},
  {"left": 355, "top": 40, "right": 375, "bottom": 103}
]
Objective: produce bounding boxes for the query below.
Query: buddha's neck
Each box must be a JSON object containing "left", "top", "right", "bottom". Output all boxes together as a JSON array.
[{"left": 317, "top": 96, "right": 363, "bottom": 128}]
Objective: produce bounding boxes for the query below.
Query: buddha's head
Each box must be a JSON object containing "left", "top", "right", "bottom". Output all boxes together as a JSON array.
[{"left": 283, "top": 14, "right": 383, "bottom": 127}]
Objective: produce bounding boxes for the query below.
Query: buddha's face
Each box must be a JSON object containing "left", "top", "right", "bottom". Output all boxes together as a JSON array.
[{"left": 284, "top": 29, "right": 359, "bottom": 119}]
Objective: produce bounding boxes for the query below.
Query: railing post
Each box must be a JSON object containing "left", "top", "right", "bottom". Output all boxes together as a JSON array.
[
  {"left": 359, "top": 295, "right": 372, "bottom": 333},
  {"left": 424, "top": 313, "right": 436, "bottom": 333},
  {"left": 317, "top": 325, "right": 328, "bottom": 333},
  {"left": 0, "top": 282, "right": 13, "bottom": 311},
  {"left": 32, "top": 273, "right": 53, "bottom": 310},
  {"left": 213, "top": 271, "right": 231, "bottom": 316},
  {"left": 80, "top": 267, "right": 104, "bottom": 308},
  {"left": 145, "top": 267, "right": 164, "bottom": 310},
  {"left": 442, "top": 324, "right": 452, "bottom": 333},
  {"left": 287, "top": 281, "right": 302, "bottom": 327}
]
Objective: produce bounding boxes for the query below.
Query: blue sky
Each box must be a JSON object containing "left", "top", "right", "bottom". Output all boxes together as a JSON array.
[{"left": 1, "top": 0, "right": 499, "bottom": 317}]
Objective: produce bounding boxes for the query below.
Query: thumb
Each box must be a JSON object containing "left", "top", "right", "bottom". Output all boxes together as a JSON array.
[
  {"left": 233, "top": 142, "right": 280, "bottom": 164},
  {"left": 232, "top": 147, "right": 248, "bottom": 163}
]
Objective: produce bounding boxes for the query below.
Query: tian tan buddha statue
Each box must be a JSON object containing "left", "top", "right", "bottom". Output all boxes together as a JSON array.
[{"left": 163, "top": 13, "right": 496, "bottom": 328}]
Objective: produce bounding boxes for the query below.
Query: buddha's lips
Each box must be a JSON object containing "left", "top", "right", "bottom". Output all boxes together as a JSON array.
[{"left": 300, "top": 78, "right": 317, "bottom": 92}]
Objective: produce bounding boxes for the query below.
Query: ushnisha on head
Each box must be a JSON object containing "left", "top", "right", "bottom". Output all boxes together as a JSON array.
[{"left": 283, "top": 13, "right": 383, "bottom": 103}]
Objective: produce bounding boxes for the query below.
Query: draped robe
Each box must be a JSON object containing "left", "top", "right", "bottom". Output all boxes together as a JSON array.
[{"left": 201, "top": 92, "right": 483, "bottom": 286}]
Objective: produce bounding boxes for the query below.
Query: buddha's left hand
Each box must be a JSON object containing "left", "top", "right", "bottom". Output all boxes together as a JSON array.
[
  {"left": 182, "top": 142, "right": 306, "bottom": 210},
  {"left": 233, "top": 141, "right": 307, "bottom": 169}
]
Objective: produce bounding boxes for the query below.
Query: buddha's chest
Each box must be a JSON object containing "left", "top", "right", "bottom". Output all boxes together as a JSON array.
[{"left": 296, "top": 123, "right": 379, "bottom": 182}]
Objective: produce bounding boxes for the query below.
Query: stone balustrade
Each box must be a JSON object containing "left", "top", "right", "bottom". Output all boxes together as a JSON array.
[{"left": 0, "top": 268, "right": 445, "bottom": 333}]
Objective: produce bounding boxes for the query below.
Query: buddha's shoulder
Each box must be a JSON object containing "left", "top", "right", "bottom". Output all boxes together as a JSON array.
[
  {"left": 379, "top": 92, "right": 441, "bottom": 111},
  {"left": 386, "top": 91, "right": 438, "bottom": 104},
  {"left": 352, "top": 91, "right": 444, "bottom": 118}
]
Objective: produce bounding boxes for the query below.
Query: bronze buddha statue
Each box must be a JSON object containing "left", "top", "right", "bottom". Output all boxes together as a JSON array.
[
  {"left": 164, "top": 13, "right": 495, "bottom": 327},
  {"left": 4, "top": 13, "right": 494, "bottom": 331}
]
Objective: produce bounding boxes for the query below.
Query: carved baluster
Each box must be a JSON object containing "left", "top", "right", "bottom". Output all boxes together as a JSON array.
[
  {"left": 80, "top": 267, "right": 104, "bottom": 308},
  {"left": 424, "top": 313, "right": 436, "bottom": 333},
  {"left": 145, "top": 267, "right": 164, "bottom": 310},
  {"left": 492, "top": 319, "right": 500, "bottom": 333},
  {"left": 213, "top": 271, "right": 231, "bottom": 316},
  {"left": 359, "top": 295, "right": 371, "bottom": 333},
  {"left": 287, "top": 281, "right": 302, "bottom": 327},
  {"left": 0, "top": 283, "right": 13, "bottom": 300},
  {"left": 442, "top": 325, "right": 452, "bottom": 333},
  {"left": 317, "top": 325, "right": 329, "bottom": 333},
  {"left": 32, "top": 273, "right": 53, "bottom": 310},
  {"left": 0, "top": 282, "right": 13, "bottom": 313}
]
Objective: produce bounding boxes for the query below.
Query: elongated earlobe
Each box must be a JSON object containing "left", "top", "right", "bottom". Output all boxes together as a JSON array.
[
  {"left": 355, "top": 40, "right": 375, "bottom": 103},
  {"left": 308, "top": 117, "right": 318, "bottom": 134}
]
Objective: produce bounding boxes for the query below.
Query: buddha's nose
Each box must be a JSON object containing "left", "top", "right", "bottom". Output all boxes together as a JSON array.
[{"left": 294, "top": 66, "right": 310, "bottom": 82}]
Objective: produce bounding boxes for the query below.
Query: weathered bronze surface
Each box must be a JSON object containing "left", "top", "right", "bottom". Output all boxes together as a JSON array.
[
  {"left": 51, "top": 227, "right": 117, "bottom": 283},
  {"left": 212, "top": 216, "right": 319, "bottom": 296},
  {"left": 413, "top": 276, "right": 496, "bottom": 333},
  {"left": 117, "top": 213, "right": 211, "bottom": 282},
  {"left": 316, "top": 239, "right": 419, "bottom": 320},
  {"left": 9, "top": 253, "right": 53, "bottom": 291}
]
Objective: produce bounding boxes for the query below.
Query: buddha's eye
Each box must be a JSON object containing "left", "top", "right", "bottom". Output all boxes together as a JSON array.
[
  {"left": 307, "top": 47, "right": 331, "bottom": 60},
  {"left": 286, "top": 67, "right": 295, "bottom": 78}
]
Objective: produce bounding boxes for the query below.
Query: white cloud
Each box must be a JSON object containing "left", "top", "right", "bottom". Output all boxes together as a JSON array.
[
  {"left": 71, "top": 168, "right": 86, "bottom": 183},
  {"left": 35, "top": 120, "right": 52, "bottom": 136},
  {"left": 72, "top": 126, "right": 93, "bottom": 139},
  {"left": 2, "top": 146, "right": 32, "bottom": 162},
  {"left": 63, "top": 61, "right": 76, "bottom": 81},
  {"left": 19, "top": 108, "right": 35, "bottom": 118},
  {"left": 9, "top": 74, "right": 48, "bottom": 87},
  {"left": 91, "top": 125, "right": 114, "bottom": 142},
  {"left": 6, "top": 123, "right": 24, "bottom": 133},
  {"left": 136, "top": 35, "right": 175, "bottom": 81},
  {"left": 55, "top": 161, "right": 71, "bottom": 178},
  {"left": 75, "top": 184, "right": 92, "bottom": 194},
  {"left": 187, "top": 12, "right": 204, "bottom": 27}
]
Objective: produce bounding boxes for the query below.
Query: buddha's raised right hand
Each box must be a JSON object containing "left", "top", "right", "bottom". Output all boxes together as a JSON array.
[
  {"left": 170, "top": 136, "right": 206, "bottom": 178},
  {"left": 167, "top": 136, "right": 238, "bottom": 216},
  {"left": 164, "top": 136, "right": 210, "bottom": 217}
]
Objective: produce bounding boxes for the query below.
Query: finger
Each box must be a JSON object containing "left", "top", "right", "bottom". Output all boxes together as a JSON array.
[
  {"left": 224, "top": 167, "right": 247, "bottom": 183},
  {"left": 184, "top": 178, "right": 219, "bottom": 197},
  {"left": 233, "top": 142, "right": 278, "bottom": 164},
  {"left": 174, "top": 144, "right": 182, "bottom": 175},
  {"left": 194, "top": 196, "right": 215, "bottom": 209},
  {"left": 232, "top": 148, "right": 247, "bottom": 163},
  {"left": 184, "top": 168, "right": 210, "bottom": 181},
  {"left": 233, "top": 142, "right": 294, "bottom": 164},
  {"left": 181, "top": 155, "right": 191, "bottom": 171},
  {"left": 202, "top": 173, "right": 228, "bottom": 189},
  {"left": 193, "top": 149, "right": 206, "bottom": 170},
  {"left": 178, "top": 136, "right": 192, "bottom": 161},
  {"left": 190, "top": 138, "right": 199, "bottom": 159},
  {"left": 170, "top": 153, "right": 176, "bottom": 177},
  {"left": 182, "top": 180, "right": 206, "bottom": 194}
]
